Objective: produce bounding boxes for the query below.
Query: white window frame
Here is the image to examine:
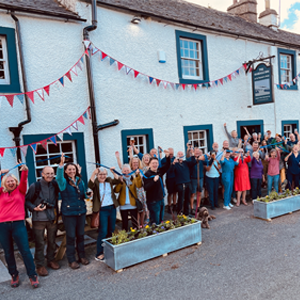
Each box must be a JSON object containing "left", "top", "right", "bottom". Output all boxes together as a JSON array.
[
  {"left": 188, "top": 130, "right": 207, "bottom": 153},
  {"left": 180, "top": 38, "right": 203, "bottom": 80},
  {"left": 34, "top": 140, "right": 77, "bottom": 181},
  {"left": 280, "top": 54, "right": 292, "bottom": 84},
  {"left": 0, "top": 36, "right": 10, "bottom": 85},
  {"left": 126, "top": 135, "right": 146, "bottom": 159},
  {"left": 283, "top": 124, "right": 293, "bottom": 139}
]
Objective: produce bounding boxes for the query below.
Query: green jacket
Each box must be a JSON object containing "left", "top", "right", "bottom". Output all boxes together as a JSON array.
[{"left": 88, "top": 177, "right": 120, "bottom": 213}]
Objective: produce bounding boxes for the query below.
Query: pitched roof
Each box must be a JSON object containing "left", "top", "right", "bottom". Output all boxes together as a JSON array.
[
  {"left": 0, "top": 0, "right": 85, "bottom": 21},
  {"left": 95, "top": 0, "right": 300, "bottom": 49}
]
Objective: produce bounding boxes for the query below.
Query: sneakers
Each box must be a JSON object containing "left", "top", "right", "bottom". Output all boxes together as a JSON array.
[
  {"left": 11, "top": 274, "right": 19, "bottom": 288},
  {"left": 29, "top": 275, "right": 39, "bottom": 288},
  {"left": 232, "top": 198, "right": 237, "bottom": 203},
  {"left": 223, "top": 205, "right": 231, "bottom": 210},
  {"left": 229, "top": 203, "right": 234, "bottom": 208}
]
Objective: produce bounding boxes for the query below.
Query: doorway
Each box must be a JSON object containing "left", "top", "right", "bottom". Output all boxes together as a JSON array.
[{"left": 237, "top": 120, "right": 264, "bottom": 140}]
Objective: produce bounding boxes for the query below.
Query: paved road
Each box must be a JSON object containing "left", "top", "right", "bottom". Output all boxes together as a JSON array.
[{"left": 1, "top": 203, "right": 300, "bottom": 300}]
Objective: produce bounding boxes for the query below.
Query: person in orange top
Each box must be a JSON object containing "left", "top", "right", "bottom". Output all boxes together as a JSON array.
[
  {"left": 0, "top": 162, "right": 39, "bottom": 288},
  {"left": 234, "top": 149, "right": 251, "bottom": 207}
]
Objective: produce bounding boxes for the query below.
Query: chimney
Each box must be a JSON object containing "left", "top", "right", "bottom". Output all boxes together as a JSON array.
[
  {"left": 259, "top": 0, "right": 278, "bottom": 30},
  {"left": 227, "top": 0, "right": 258, "bottom": 23},
  {"left": 57, "top": 0, "right": 78, "bottom": 13}
]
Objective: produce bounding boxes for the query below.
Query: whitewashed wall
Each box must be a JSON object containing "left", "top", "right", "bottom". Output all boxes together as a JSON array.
[{"left": 0, "top": 2, "right": 299, "bottom": 179}]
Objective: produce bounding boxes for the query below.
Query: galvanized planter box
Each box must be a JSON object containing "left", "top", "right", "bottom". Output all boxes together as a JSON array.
[
  {"left": 253, "top": 195, "right": 300, "bottom": 221},
  {"left": 102, "top": 221, "right": 202, "bottom": 271}
]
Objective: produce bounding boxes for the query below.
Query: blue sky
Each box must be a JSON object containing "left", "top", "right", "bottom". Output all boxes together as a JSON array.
[{"left": 281, "top": 2, "right": 300, "bottom": 31}]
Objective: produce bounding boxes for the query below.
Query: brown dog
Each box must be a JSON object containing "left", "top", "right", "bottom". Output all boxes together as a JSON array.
[{"left": 197, "top": 207, "right": 216, "bottom": 229}]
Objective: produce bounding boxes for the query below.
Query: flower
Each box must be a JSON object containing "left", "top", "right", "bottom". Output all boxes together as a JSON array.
[
  {"left": 182, "top": 214, "right": 187, "bottom": 219},
  {"left": 131, "top": 228, "right": 136, "bottom": 233},
  {"left": 165, "top": 221, "right": 170, "bottom": 224},
  {"left": 145, "top": 225, "right": 149, "bottom": 229}
]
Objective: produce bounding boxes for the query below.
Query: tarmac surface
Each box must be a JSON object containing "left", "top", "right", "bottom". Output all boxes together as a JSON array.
[{"left": 1, "top": 202, "right": 300, "bottom": 300}]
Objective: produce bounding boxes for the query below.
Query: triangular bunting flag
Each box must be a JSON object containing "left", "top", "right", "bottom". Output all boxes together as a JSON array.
[
  {"left": 181, "top": 84, "right": 186, "bottom": 90},
  {"left": 83, "top": 112, "right": 88, "bottom": 119},
  {"left": 101, "top": 52, "right": 108, "bottom": 61},
  {"left": 80, "top": 57, "right": 84, "bottom": 64},
  {"left": 117, "top": 62, "right": 124, "bottom": 71},
  {"left": 85, "top": 49, "right": 89, "bottom": 56},
  {"left": 214, "top": 80, "right": 218, "bottom": 86},
  {"left": 21, "top": 146, "right": 28, "bottom": 157},
  {"left": 77, "top": 115, "right": 85, "bottom": 125},
  {"left": 126, "top": 66, "right": 131, "bottom": 75},
  {"left": 59, "top": 77, "right": 64, "bottom": 86},
  {"left": 17, "top": 94, "right": 25, "bottom": 104},
  {"left": 236, "top": 69, "right": 240, "bottom": 75},
  {"left": 219, "top": 78, "right": 224, "bottom": 85},
  {"left": 193, "top": 84, "right": 198, "bottom": 91},
  {"left": 5, "top": 95, "right": 14, "bottom": 107},
  {"left": 92, "top": 47, "right": 99, "bottom": 56},
  {"left": 72, "top": 122, "right": 78, "bottom": 131},
  {"left": 57, "top": 133, "right": 64, "bottom": 141},
  {"left": 83, "top": 40, "right": 91, "bottom": 49},
  {"left": 224, "top": 77, "right": 228, "bottom": 83},
  {"left": 71, "top": 66, "right": 78, "bottom": 77},
  {"left": 109, "top": 58, "right": 115, "bottom": 66},
  {"left": 170, "top": 83, "right": 175, "bottom": 90},
  {"left": 65, "top": 71, "right": 72, "bottom": 82},
  {"left": 175, "top": 84, "right": 180, "bottom": 90},
  {"left": 156, "top": 79, "right": 161, "bottom": 87},
  {"left": 30, "top": 143, "right": 38, "bottom": 154},
  {"left": 27, "top": 91, "right": 35, "bottom": 103},
  {"left": 64, "top": 127, "right": 72, "bottom": 136},
  {"left": 77, "top": 61, "right": 82, "bottom": 71},
  {"left": 149, "top": 77, "right": 154, "bottom": 84},
  {"left": 10, "top": 148, "right": 17, "bottom": 157},
  {"left": 36, "top": 89, "right": 45, "bottom": 101},
  {"left": 0, "top": 148, "right": 5, "bottom": 157},
  {"left": 133, "top": 70, "right": 139, "bottom": 78},
  {"left": 49, "top": 136, "right": 57, "bottom": 145},
  {"left": 163, "top": 81, "right": 168, "bottom": 89},
  {"left": 243, "top": 63, "right": 247, "bottom": 70},
  {"left": 40, "top": 140, "right": 48, "bottom": 150},
  {"left": 228, "top": 74, "right": 232, "bottom": 81},
  {"left": 44, "top": 85, "right": 50, "bottom": 96}
]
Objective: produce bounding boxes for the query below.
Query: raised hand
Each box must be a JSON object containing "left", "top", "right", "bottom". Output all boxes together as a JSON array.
[
  {"left": 153, "top": 175, "right": 159, "bottom": 182},
  {"left": 115, "top": 151, "right": 120, "bottom": 158},
  {"left": 77, "top": 164, "right": 82, "bottom": 174},
  {"left": 224, "top": 123, "right": 226, "bottom": 127},
  {"left": 60, "top": 153, "right": 65, "bottom": 166},
  {"left": 164, "top": 149, "right": 169, "bottom": 157},
  {"left": 19, "top": 159, "right": 28, "bottom": 171}
]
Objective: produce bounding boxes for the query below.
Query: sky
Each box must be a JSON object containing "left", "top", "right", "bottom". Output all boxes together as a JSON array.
[{"left": 187, "top": 0, "right": 300, "bottom": 34}]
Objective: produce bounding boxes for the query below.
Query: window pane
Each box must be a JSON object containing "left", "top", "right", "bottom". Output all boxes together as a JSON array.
[
  {"left": 184, "top": 40, "right": 188, "bottom": 48},
  {"left": 0, "top": 50, "right": 2, "bottom": 60},
  {"left": 48, "top": 143, "right": 60, "bottom": 153},
  {"left": 49, "top": 155, "right": 61, "bottom": 165},
  {"left": 140, "top": 146, "right": 144, "bottom": 153},
  {"left": 190, "top": 50, "right": 194, "bottom": 59},
  {"left": 36, "top": 156, "right": 48, "bottom": 166},
  {"left": 139, "top": 137, "right": 143, "bottom": 144},
  {"left": 188, "top": 132, "right": 192, "bottom": 140},
  {"left": 193, "top": 132, "right": 198, "bottom": 139},
  {"left": 0, "top": 61, "right": 3, "bottom": 69},
  {"left": 184, "top": 49, "right": 189, "bottom": 57},
  {"left": 36, "top": 144, "right": 47, "bottom": 155},
  {"left": 61, "top": 142, "right": 73, "bottom": 152},
  {"left": 0, "top": 70, "right": 4, "bottom": 79}
]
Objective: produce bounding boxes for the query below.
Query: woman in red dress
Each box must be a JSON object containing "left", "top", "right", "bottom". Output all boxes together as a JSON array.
[{"left": 234, "top": 149, "right": 251, "bottom": 206}]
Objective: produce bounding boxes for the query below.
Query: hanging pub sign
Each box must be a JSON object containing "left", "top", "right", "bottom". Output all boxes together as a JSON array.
[{"left": 252, "top": 63, "right": 273, "bottom": 105}]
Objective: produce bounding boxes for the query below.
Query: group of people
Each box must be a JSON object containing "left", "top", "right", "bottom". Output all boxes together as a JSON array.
[{"left": 1, "top": 124, "right": 300, "bottom": 289}]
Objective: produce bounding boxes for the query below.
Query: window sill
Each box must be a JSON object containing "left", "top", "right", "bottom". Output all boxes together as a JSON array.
[{"left": 179, "top": 78, "right": 209, "bottom": 84}]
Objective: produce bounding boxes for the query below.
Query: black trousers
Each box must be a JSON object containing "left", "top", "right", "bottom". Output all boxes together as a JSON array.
[
  {"left": 32, "top": 221, "right": 57, "bottom": 267},
  {"left": 120, "top": 209, "right": 138, "bottom": 231},
  {"left": 176, "top": 182, "right": 192, "bottom": 215}
]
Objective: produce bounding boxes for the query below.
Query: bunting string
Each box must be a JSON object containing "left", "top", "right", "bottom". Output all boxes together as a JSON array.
[
  {"left": 0, "top": 51, "right": 88, "bottom": 108},
  {"left": 0, "top": 107, "right": 91, "bottom": 158}
]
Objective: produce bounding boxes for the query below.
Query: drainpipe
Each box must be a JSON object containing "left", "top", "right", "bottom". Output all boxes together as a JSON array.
[
  {"left": 9, "top": 12, "right": 31, "bottom": 164},
  {"left": 83, "top": 0, "right": 100, "bottom": 163}
]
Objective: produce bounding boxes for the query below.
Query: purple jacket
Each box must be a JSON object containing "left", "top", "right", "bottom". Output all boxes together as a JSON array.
[{"left": 250, "top": 157, "right": 263, "bottom": 179}]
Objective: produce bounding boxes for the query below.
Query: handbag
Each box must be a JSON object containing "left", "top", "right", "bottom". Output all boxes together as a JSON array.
[
  {"left": 90, "top": 190, "right": 105, "bottom": 228},
  {"left": 124, "top": 181, "right": 144, "bottom": 213}
]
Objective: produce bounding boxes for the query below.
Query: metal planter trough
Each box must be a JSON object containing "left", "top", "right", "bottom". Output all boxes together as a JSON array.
[
  {"left": 102, "top": 221, "right": 202, "bottom": 272},
  {"left": 253, "top": 195, "right": 300, "bottom": 221}
]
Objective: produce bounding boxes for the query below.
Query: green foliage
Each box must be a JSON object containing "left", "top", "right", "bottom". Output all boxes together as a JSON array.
[
  {"left": 256, "top": 188, "right": 300, "bottom": 203},
  {"left": 108, "top": 215, "right": 198, "bottom": 245}
]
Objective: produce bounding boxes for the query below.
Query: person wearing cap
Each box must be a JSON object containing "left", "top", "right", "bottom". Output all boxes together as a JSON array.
[{"left": 220, "top": 150, "right": 240, "bottom": 210}]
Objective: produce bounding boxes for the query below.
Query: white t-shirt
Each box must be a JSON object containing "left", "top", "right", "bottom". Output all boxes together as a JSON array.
[{"left": 99, "top": 182, "right": 114, "bottom": 207}]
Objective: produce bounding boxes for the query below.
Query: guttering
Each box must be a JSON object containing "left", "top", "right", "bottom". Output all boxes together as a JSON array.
[
  {"left": 97, "top": 120, "right": 119, "bottom": 131},
  {"left": 83, "top": 0, "right": 100, "bottom": 163},
  {"left": 8, "top": 12, "right": 31, "bottom": 163}
]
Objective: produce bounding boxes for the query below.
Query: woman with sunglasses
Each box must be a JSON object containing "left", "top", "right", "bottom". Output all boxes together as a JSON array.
[
  {"left": 57, "top": 154, "right": 91, "bottom": 270},
  {"left": 88, "top": 167, "right": 120, "bottom": 262}
]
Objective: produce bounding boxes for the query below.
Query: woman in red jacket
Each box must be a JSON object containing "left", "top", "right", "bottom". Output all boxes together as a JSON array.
[{"left": 0, "top": 163, "right": 39, "bottom": 288}]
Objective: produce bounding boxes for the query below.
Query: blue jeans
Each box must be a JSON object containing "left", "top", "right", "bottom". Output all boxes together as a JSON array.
[
  {"left": 250, "top": 178, "right": 262, "bottom": 200},
  {"left": 206, "top": 176, "right": 219, "bottom": 208},
  {"left": 267, "top": 175, "right": 279, "bottom": 194},
  {"left": 147, "top": 199, "right": 165, "bottom": 224},
  {"left": 62, "top": 214, "right": 86, "bottom": 263},
  {"left": 96, "top": 205, "right": 116, "bottom": 257},
  {"left": 0, "top": 221, "right": 37, "bottom": 278}
]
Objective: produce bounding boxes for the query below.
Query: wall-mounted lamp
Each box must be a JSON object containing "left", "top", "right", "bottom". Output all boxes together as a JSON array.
[{"left": 131, "top": 16, "right": 141, "bottom": 24}]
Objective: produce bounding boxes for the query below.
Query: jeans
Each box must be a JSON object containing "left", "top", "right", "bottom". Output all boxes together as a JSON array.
[
  {"left": 250, "top": 178, "right": 262, "bottom": 200},
  {"left": 267, "top": 174, "right": 279, "bottom": 194},
  {"left": 0, "top": 221, "right": 37, "bottom": 278},
  {"left": 120, "top": 209, "right": 138, "bottom": 231},
  {"left": 287, "top": 172, "right": 300, "bottom": 190},
  {"left": 147, "top": 199, "right": 165, "bottom": 225},
  {"left": 32, "top": 221, "right": 57, "bottom": 267},
  {"left": 206, "top": 177, "right": 219, "bottom": 208},
  {"left": 176, "top": 182, "right": 192, "bottom": 215},
  {"left": 62, "top": 214, "right": 86, "bottom": 264},
  {"left": 96, "top": 205, "right": 116, "bottom": 257}
]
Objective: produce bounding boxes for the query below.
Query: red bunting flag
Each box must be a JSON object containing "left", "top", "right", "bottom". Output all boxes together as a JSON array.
[
  {"left": 219, "top": 78, "right": 224, "bottom": 85},
  {"left": 134, "top": 70, "right": 139, "bottom": 78},
  {"left": 156, "top": 79, "right": 161, "bottom": 87},
  {"left": 5, "top": 95, "right": 14, "bottom": 107},
  {"left": 243, "top": 63, "right": 247, "bottom": 70},
  {"left": 101, "top": 52, "right": 107, "bottom": 60},
  {"left": 40, "top": 140, "right": 48, "bottom": 150},
  {"left": 117, "top": 62, "right": 124, "bottom": 71},
  {"left": 228, "top": 74, "right": 232, "bottom": 81},
  {"left": 65, "top": 71, "right": 72, "bottom": 82},
  {"left": 27, "top": 91, "right": 34, "bottom": 103},
  {"left": 85, "top": 49, "right": 89, "bottom": 56},
  {"left": 44, "top": 85, "right": 50, "bottom": 96},
  {"left": 77, "top": 115, "right": 85, "bottom": 125},
  {"left": 181, "top": 84, "right": 186, "bottom": 90},
  {"left": 0, "top": 148, "right": 5, "bottom": 157},
  {"left": 193, "top": 84, "right": 198, "bottom": 91}
]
